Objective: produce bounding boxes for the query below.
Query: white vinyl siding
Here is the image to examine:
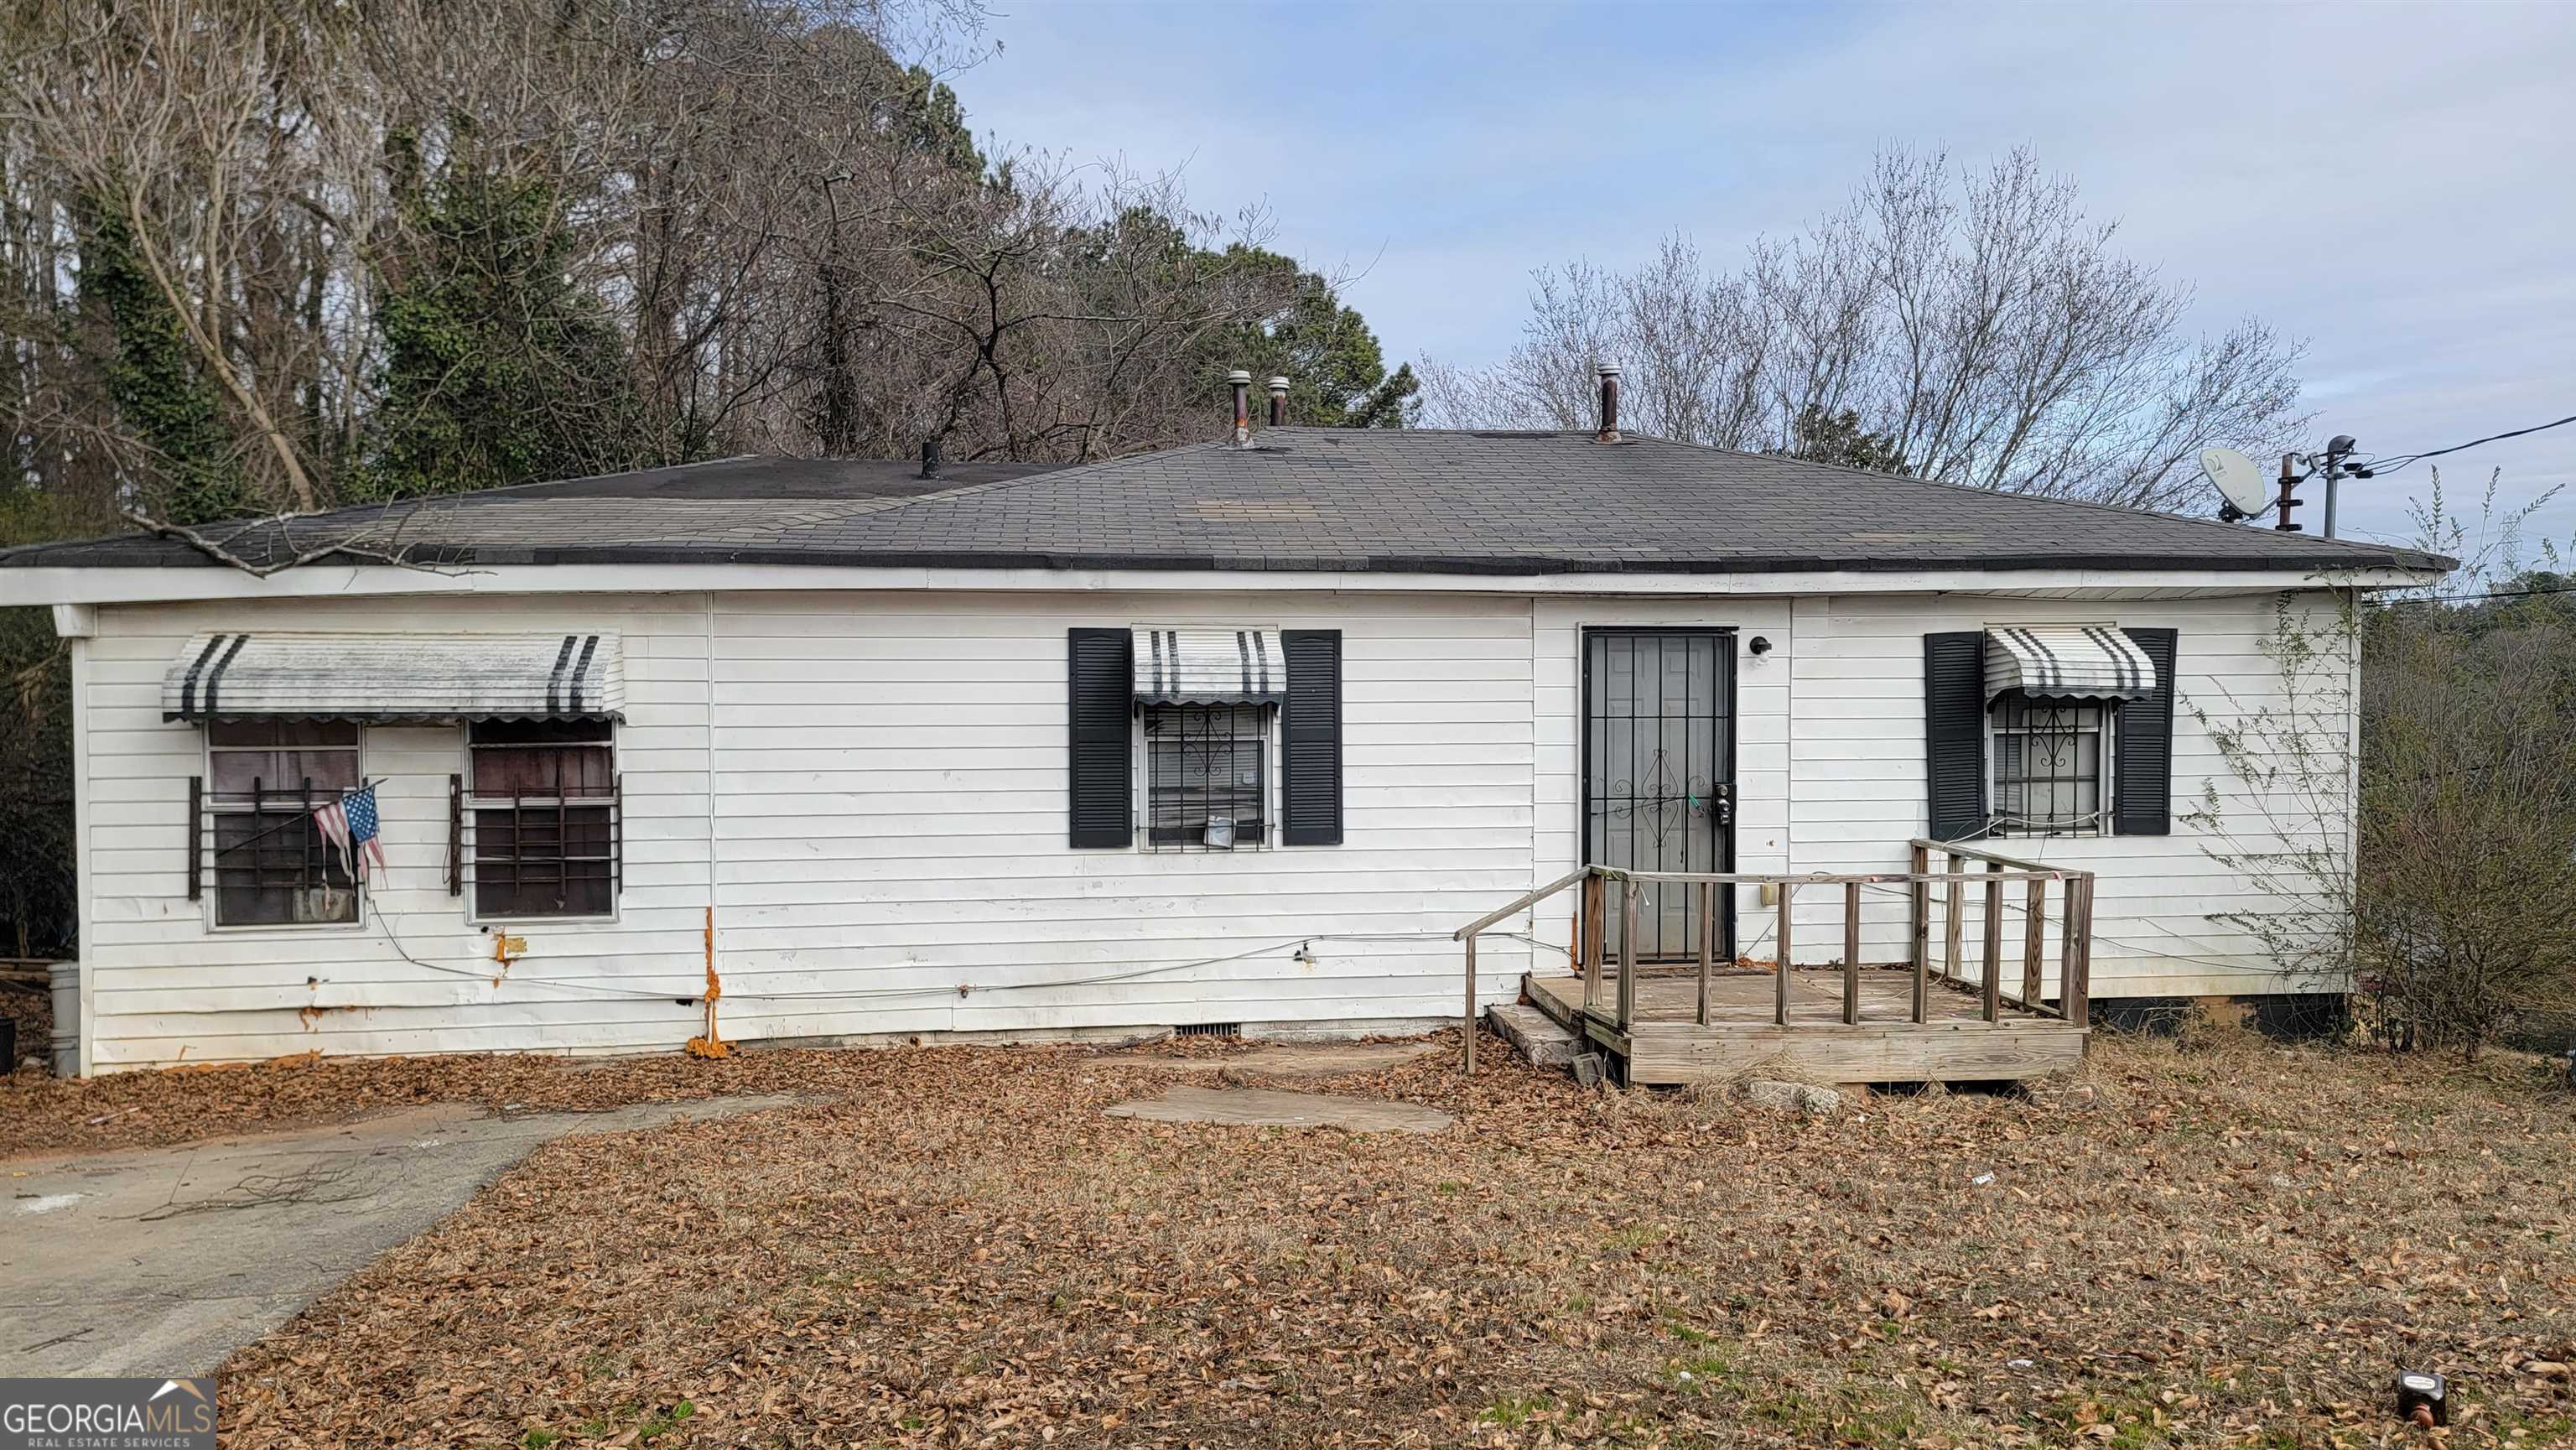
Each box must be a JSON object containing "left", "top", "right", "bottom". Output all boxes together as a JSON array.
[
  {"left": 72, "top": 590, "right": 1533, "bottom": 1068},
  {"left": 1784, "top": 593, "right": 2349, "bottom": 1000},
  {"left": 65, "top": 582, "right": 2348, "bottom": 1070}
]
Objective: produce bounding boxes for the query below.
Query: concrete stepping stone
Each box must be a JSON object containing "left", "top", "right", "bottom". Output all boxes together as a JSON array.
[{"left": 1102, "top": 1084, "right": 1452, "bottom": 1134}]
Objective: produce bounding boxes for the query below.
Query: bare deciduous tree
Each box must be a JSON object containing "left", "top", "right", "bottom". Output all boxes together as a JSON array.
[{"left": 1422, "top": 147, "right": 2309, "bottom": 509}]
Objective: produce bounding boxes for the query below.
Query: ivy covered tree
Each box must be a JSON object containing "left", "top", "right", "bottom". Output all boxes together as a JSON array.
[
  {"left": 352, "top": 131, "right": 650, "bottom": 500},
  {"left": 72, "top": 198, "right": 259, "bottom": 525}
]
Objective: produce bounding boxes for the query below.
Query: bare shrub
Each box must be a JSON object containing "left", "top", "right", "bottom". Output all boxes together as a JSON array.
[{"left": 2194, "top": 470, "right": 2576, "bottom": 1059}]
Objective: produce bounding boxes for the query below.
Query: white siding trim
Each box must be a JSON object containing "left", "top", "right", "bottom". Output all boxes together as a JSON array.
[
  {"left": 70, "top": 636, "right": 94, "bottom": 1076},
  {"left": 2, "top": 561, "right": 2438, "bottom": 609}
]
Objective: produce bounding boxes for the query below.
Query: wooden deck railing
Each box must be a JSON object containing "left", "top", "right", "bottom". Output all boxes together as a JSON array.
[{"left": 1451, "top": 845, "right": 2095, "bottom": 1073}]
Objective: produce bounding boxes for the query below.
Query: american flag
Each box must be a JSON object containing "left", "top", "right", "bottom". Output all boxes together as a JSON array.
[{"left": 313, "top": 782, "right": 387, "bottom": 883}]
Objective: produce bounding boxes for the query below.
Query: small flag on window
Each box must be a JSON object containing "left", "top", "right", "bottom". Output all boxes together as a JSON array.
[{"left": 313, "top": 782, "right": 387, "bottom": 884}]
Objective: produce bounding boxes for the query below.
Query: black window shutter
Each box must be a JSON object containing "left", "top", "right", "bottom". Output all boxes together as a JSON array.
[
  {"left": 1923, "top": 631, "right": 1987, "bottom": 841},
  {"left": 1280, "top": 629, "right": 1343, "bottom": 846},
  {"left": 1067, "top": 628, "right": 1133, "bottom": 848},
  {"left": 2113, "top": 626, "right": 2178, "bottom": 835}
]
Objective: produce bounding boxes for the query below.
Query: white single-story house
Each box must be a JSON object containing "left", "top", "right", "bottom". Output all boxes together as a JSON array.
[{"left": 0, "top": 386, "right": 2449, "bottom": 1074}]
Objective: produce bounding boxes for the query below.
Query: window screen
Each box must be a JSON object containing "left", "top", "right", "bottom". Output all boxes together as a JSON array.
[{"left": 469, "top": 719, "right": 618, "bottom": 917}]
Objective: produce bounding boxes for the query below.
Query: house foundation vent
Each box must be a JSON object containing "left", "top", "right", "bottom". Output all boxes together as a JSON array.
[{"left": 1175, "top": 1022, "right": 1242, "bottom": 1038}]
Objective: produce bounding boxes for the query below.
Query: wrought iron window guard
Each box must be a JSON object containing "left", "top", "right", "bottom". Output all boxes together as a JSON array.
[
  {"left": 195, "top": 775, "right": 361, "bottom": 925},
  {"left": 1142, "top": 703, "right": 1270, "bottom": 853}
]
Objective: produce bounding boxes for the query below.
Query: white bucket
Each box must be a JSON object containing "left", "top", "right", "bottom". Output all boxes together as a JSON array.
[{"left": 49, "top": 960, "right": 78, "bottom": 1078}]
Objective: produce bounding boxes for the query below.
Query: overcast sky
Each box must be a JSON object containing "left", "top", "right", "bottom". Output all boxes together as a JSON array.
[{"left": 961, "top": 0, "right": 2575, "bottom": 555}]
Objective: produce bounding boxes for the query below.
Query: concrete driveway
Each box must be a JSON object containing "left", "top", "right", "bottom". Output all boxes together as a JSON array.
[{"left": 1, "top": 1094, "right": 797, "bottom": 1377}]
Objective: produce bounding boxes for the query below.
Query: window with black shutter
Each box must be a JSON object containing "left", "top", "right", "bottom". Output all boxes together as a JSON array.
[
  {"left": 1069, "top": 626, "right": 1342, "bottom": 851},
  {"left": 1924, "top": 626, "right": 2180, "bottom": 841},
  {"left": 1280, "top": 630, "right": 1343, "bottom": 846}
]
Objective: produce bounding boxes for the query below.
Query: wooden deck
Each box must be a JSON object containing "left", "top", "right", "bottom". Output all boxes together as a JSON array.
[{"left": 1524, "top": 969, "right": 2087, "bottom": 1086}]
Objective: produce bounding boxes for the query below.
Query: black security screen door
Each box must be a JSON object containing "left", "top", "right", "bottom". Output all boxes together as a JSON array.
[{"left": 1584, "top": 629, "right": 1736, "bottom": 961}]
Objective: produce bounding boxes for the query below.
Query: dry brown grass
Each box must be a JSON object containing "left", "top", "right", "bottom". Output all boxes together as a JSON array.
[{"left": 37, "top": 1027, "right": 2576, "bottom": 1447}]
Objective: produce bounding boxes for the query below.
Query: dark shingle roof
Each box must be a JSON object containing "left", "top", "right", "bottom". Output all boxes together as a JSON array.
[
  {"left": 0, "top": 455, "right": 1057, "bottom": 569},
  {"left": 0, "top": 432, "right": 2449, "bottom": 576}
]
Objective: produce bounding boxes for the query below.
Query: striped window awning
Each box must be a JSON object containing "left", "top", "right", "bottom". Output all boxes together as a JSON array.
[
  {"left": 1984, "top": 625, "right": 2157, "bottom": 702},
  {"left": 162, "top": 632, "right": 625, "bottom": 723},
  {"left": 1131, "top": 627, "right": 1285, "bottom": 704}
]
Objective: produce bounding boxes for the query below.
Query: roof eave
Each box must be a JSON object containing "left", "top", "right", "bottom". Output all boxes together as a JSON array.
[{"left": 0, "top": 554, "right": 2451, "bottom": 610}]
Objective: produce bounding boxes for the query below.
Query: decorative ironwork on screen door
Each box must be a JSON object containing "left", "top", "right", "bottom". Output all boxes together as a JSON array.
[{"left": 1583, "top": 630, "right": 1736, "bottom": 961}]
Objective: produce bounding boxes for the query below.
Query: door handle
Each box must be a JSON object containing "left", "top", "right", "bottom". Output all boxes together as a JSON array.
[{"left": 1710, "top": 784, "right": 1732, "bottom": 827}]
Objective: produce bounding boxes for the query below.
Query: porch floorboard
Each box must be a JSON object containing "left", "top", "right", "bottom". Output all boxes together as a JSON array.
[{"left": 1522, "top": 971, "right": 2086, "bottom": 1086}]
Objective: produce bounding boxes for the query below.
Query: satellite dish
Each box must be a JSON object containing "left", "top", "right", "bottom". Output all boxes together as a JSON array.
[{"left": 2199, "top": 446, "right": 2270, "bottom": 522}]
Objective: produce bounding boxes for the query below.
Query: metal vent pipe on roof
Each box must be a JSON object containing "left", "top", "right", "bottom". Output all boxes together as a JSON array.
[
  {"left": 1228, "top": 369, "right": 1252, "bottom": 448},
  {"left": 1267, "top": 377, "right": 1289, "bottom": 428},
  {"left": 919, "top": 434, "right": 942, "bottom": 480},
  {"left": 1596, "top": 362, "right": 1621, "bottom": 444}
]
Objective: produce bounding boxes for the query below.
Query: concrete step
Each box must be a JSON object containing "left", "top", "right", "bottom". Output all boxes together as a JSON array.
[{"left": 1486, "top": 1002, "right": 1579, "bottom": 1068}]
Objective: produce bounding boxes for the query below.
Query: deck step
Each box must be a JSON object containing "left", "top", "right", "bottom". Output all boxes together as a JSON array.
[{"left": 1486, "top": 1003, "right": 1579, "bottom": 1068}]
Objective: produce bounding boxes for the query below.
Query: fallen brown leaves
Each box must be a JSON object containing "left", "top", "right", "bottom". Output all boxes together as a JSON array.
[
  {"left": 0, "top": 1044, "right": 873, "bottom": 1159},
  {"left": 47, "top": 1029, "right": 2576, "bottom": 1447}
]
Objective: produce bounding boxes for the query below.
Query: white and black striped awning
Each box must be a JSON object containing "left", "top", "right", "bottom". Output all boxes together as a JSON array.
[
  {"left": 1984, "top": 625, "right": 2157, "bottom": 701},
  {"left": 1130, "top": 627, "right": 1285, "bottom": 704},
  {"left": 162, "top": 632, "right": 626, "bottom": 722}
]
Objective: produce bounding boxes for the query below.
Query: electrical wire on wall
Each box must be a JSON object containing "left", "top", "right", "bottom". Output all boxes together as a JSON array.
[{"left": 353, "top": 928, "right": 1490, "bottom": 1010}]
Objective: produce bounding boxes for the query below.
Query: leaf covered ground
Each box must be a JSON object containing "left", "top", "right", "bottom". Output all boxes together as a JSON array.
[{"left": 19, "top": 1029, "right": 2576, "bottom": 1448}]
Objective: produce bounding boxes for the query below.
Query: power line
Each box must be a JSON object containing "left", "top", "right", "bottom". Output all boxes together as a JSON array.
[
  {"left": 2371, "top": 578, "right": 2576, "bottom": 607},
  {"left": 2356, "top": 412, "right": 2576, "bottom": 476}
]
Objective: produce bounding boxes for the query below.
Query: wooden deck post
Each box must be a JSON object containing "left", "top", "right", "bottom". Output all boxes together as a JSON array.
[
  {"left": 1774, "top": 881, "right": 1794, "bottom": 1026},
  {"left": 2063, "top": 873, "right": 2093, "bottom": 1029},
  {"left": 1943, "top": 853, "right": 1964, "bottom": 988},
  {"left": 1909, "top": 842, "right": 1929, "bottom": 1024},
  {"left": 1581, "top": 872, "right": 1606, "bottom": 1016},
  {"left": 2022, "top": 876, "right": 2046, "bottom": 1010},
  {"left": 1617, "top": 881, "right": 1641, "bottom": 1032},
  {"left": 1462, "top": 935, "right": 1478, "bottom": 1074},
  {"left": 1841, "top": 880, "right": 1862, "bottom": 1025},
  {"left": 1696, "top": 880, "right": 1714, "bottom": 1026},
  {"left": 1981, "top": 860, "right": 2003, "bottom": 1022}
]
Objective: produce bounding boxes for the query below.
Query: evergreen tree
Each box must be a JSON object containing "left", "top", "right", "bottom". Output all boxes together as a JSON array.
[
  {"left": 1780, "top": 403, "right": 1909, "bottom": 475},
  {"left": 1210, "top": 245, "right": 1417, "bottom": 429}
]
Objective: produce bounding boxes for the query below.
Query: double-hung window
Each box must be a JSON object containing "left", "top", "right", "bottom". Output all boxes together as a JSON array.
[
  {"left": 206, "top": 720, "right": 362, "bottom": 926},
  {"left": 468, "top": 720, "right": 618, "bottom": 918}
]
